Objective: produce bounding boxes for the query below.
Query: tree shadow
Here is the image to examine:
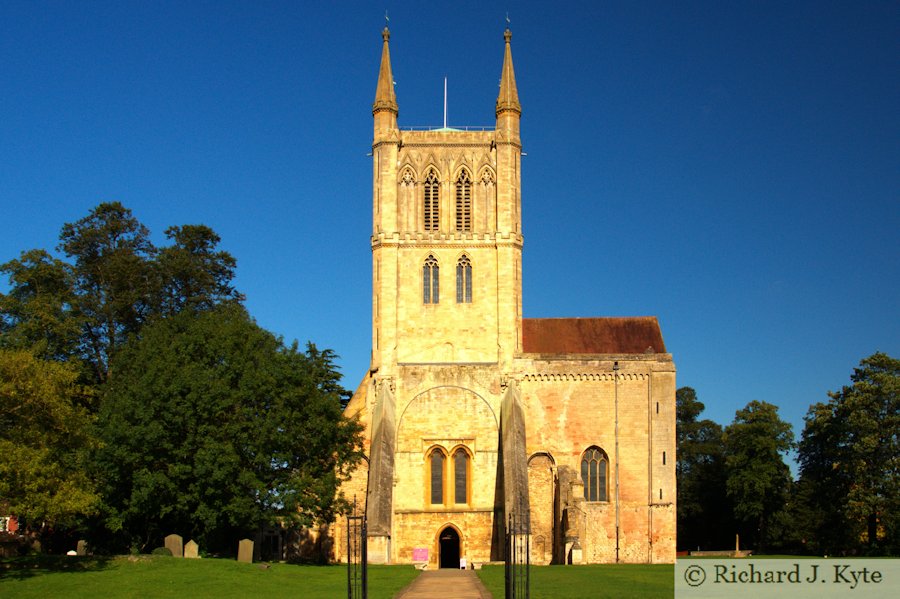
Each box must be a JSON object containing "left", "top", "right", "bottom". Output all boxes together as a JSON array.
[{"left": 0, "top": 555, "right": 115, "bottom": 581}]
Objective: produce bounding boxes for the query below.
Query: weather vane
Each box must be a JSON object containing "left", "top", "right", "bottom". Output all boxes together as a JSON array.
[
  {"left": 385, "top": 10, "right": 389, "bottom": 25},
  {"left": 506, "top": 12, "right": 510, "bottom": 26}
]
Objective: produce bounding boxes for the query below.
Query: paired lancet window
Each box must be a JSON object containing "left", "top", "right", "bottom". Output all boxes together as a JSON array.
[
  {"left": 423, "top": 169, "right": 440, "bottom": 231},
  {"left": 428, "top": 446, "right": 470, "bottom": 505},
  {"left": 456, "top": 255, "right": 472, "bottom": 303},
  {"left": 581, "top": 447, "right": 609, "bottom": 502},
  {"left": 423, "top": 255, "right": 439, "bottom": 304},
  {"left": 455, "top": 169, "right": 472, "bottom": 232}
]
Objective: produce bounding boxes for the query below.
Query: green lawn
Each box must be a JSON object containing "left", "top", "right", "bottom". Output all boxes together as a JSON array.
[
  {"left": 2, "top": 556, "right": 674, "bottom": 598},
  {"left": 477, "top": 564, "right": 674, "bottom": 599},
  {"left": 0, "top": 555, "right": 418, "bottom": 599}
]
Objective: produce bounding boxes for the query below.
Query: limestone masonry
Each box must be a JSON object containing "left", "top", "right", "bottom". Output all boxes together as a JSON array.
[{"left": 332, "top": 26, "right": 676, "bottom": 567}]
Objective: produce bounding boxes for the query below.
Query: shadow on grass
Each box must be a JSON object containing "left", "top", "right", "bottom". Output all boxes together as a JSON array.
[{"left": 0, "top": 555, "right": 115, "bottom": 581}]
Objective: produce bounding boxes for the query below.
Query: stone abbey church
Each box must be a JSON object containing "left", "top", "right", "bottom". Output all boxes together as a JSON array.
[{"left": 332, "top": 27, "right": 676, "bottom": 567}]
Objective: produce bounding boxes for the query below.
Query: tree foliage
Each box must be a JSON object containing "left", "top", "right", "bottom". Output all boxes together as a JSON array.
[
  {"left": 675, "top": 387, "right": 732, "bottom": 550},
  {"left": 723, "top": 400, "right": 794, "bottom": 551},
  {"left": 0, "top": 249, "right": 82, "bottom": 362},
  {"left": 58, "top": 202, "right": 157, "bottom": 383},
  {"left": 156, "top": 224, "right": 244, "bottom": 315},
  {"left": 797, "top": 352, "right": 899, "bottom": 554},
  {"left": 92, "top": 305, "right": 363, "bottom": 552},
  {"left": 0, "top": 349, "right": 98, "bottom": 525}
]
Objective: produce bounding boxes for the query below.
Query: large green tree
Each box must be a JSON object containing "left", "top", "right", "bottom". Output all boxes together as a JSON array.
[
  {"left": 723, "top": 400, "right": 794, "bottom": 551},
  {"left": 155, "top": 224, "right": 244, "bottom": 315},
  {"left": 0, "top": 349, "right": 98, "bottom": 526},
  {"left": 58, "top": 202, "right": 157, "bottom": 383},
  {"left": 798, "top": 352, "right": 899, "bottom": 554},
  {"left": 93, "top": 305, "right": 363, "bottom": 552},
  {"left": 676, "top": 387, "right": 732, "bottom": 550},
  {"left": 0, "top": 249, "right": 82, "bottom": 362}
]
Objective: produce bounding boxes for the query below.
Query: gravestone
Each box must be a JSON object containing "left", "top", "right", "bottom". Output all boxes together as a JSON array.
[
  {"left": 237, "top": 539, "right": 254, "bottom": 563},
  {"left": 164, "top": 534, "right": 183, "bottom": 558},
  {"left": 184, "top": 540, "right": 199, "bottom": 559},
  {"left": 76, "top": 539, "right": 89, "bottom": 556}
]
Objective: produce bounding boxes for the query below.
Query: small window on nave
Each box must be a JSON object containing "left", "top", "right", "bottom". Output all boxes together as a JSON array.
[{"left": 581, "top": 447, "right": 608, "bottom": 502}]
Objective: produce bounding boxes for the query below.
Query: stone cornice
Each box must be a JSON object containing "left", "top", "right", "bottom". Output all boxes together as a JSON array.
[{"left": 521, "top": 372, "right": 649, "bottom": 382}]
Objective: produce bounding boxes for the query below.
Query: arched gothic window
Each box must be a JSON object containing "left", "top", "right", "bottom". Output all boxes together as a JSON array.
[
  {"left": 581, "top": 447, "right": 609, "bottom": 502},
  {"left": 423, "top": 169, "right": 440, "bottom": 231},
  {"left": 430, "top": 448, "right": 446, "bottom": 504},
  {"left": 423, "top": 255, "right": 439, "bottom": 304},
  {"left": 455, "top": 169, "right": 472, "bottom": 232},
  {"left": 453, "top": 448, "right": 469, "bottom": 504},
  {"left": 456, "top": 255, "right": 472, "bottom": 303}
]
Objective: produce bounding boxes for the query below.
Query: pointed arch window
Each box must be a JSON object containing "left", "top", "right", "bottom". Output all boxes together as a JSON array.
[
  {"left": 423, "top": 169, "right": 440, "bottom": 231},
  {"left": 453, "top": 448, "right": 470, "bottom": 504},
  {"left": 455, "top": 169, "right": 472, "bottom": 232},
  {"left": 430, "top": 448, "right": 446, "bottom": 504},
  {"left": 456, "top": 255, "right": 472, "bottom": 303},
  {"left": 581, "top": 447, "right": 609, "bottom": 502},
  {"left": 423, "top": 255, "right": 439, "bottom": 304}
]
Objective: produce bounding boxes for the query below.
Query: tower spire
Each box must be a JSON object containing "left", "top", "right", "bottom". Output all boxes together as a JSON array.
[
  {"left": 495, "top": 28, "right": 521, "bottom": 119},
  {"left": 373, "top": 26, "right": 398, "bottom": 129}
]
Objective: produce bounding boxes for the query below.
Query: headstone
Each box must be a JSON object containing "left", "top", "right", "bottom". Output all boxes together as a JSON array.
[
  {"left": 164, "top": 534, "right": 183, "bottom": 558},
  {"left": 76, "top": 539, "right": 89, "bottom": 556},
  {"left": 184, "top": 540, "right": 199, "bottom": 559},
  {"left": 237, "top": 538, "right": 254, "bottom": 563}
]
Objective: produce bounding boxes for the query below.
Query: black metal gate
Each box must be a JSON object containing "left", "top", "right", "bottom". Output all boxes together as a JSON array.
[
  {"left": 505, "top": 512, "right": 530, "bottom": 599},
  {"left": 346, "top": 504, "right": 367, "bottom": 599}
]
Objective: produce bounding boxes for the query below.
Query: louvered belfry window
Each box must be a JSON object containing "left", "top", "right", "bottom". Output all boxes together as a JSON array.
[
  {"left": 455, "top": 169, "right": 471, "bottom": 232},
  {"left": 424, "top": 169, "right": 439, "bottom": 231}
]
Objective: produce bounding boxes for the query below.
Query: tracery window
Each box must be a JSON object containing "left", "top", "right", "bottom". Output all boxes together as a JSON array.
[
  {"left": 430, "top": 448, "right": 446, "bottom": 504},
  {"left": 455, "top": 169, "right": 472, "bottom": 232},
  {"left": 581, "top": 447, "right": 609, "bottom": 502},
  {"left": 453, "top": 448, "right": 469, "bottom": 504},
  {"left": 424, "top": 169, "right": 440, "bottom": 231},
  {"left": 456, "top": 255, "right": 472, "bottom": 303},
  {"left": 423, "top": 255, "right": 439, "bottom": 304}
]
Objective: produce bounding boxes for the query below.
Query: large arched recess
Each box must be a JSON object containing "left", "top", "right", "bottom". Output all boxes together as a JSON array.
[{"left": 396, "top": 386, "right": 498, "bottom": 453}]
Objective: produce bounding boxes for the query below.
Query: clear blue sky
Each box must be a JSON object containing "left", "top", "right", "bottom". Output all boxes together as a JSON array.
[{"left": 2, "top": 1, "right": 898, "bottom": 464}]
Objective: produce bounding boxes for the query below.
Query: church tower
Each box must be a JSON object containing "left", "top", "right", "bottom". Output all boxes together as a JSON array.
[
  {"left": 370, "top": 27, "right": 523, "bottom": 375},
  {"left": 333, "top": 25, "right": 676, "bottom": 569}
]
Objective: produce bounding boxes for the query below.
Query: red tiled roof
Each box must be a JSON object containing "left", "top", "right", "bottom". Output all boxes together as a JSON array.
[{"left": 522, "top": 317, "right": 666, "bottom": 355}]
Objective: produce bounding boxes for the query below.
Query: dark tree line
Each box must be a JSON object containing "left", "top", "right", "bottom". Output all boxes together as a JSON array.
[
  {"left": 677, "top": 352, "right": 899, "bottom": 556},
  {"left": 0, "top": 202, "right": 362, "bottom": 554}
]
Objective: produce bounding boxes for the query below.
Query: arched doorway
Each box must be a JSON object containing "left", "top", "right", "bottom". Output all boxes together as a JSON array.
[{"left": 439, "top": 526, "right": 460, "bottom": 568}]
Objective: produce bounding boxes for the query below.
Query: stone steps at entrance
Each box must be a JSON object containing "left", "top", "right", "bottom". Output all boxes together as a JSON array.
[{"left": 394, "top": 569, "right": 493, "bottom": 599}]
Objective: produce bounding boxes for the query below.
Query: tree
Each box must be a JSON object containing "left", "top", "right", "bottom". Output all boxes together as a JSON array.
[
  {"left": 0, "top": 349, "right": 98, "bottom": 526},
  {"left": 0, "top": 249, "right": 82, "bottom": 362},
  {"left": 676, "top": 387, "right": 732, "bottom": 550},
  {"left": 798, "top": 352, "right": 900, "bottom": 554},
  {"left": 723, "top": 400, "right": 794, "bottom": 551},
  {"left": 58, "top": 202, "right": 156, "bottom": 383},
  {"left": 92, "top": 305, "right": 363, "bottom": 552},
  {"left": 155, "top": 224, "right": 243, "bottom": 315}
]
